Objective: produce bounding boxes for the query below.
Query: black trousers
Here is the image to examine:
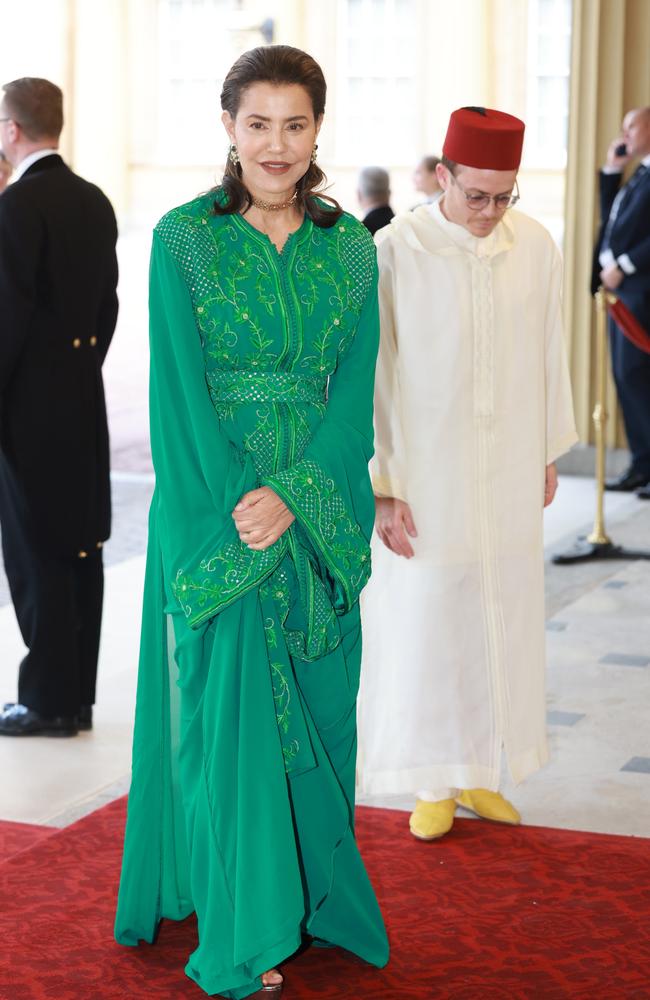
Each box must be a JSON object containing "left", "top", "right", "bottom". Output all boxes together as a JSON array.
[
  {"left": 0, "top": 458, "right": 103, "bottom": 718},
  {"left": 609, "top": 316, "right": 650, "bottom": 476}
]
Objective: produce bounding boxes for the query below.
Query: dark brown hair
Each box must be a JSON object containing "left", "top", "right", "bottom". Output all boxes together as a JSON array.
[
  {"left": 214, "top": 45, "right": 342, "bottom": 227},
  {"left": 421, "top": 155, "right": 441, "bottom": 173},
  {"left": 440, "top": 155, "right": 458, "bottom": 175},
  {"left": 1, "top": 78, "right": 63, "bottom": 141}
]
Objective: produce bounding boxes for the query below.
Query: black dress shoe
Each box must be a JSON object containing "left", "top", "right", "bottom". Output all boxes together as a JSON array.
[
  {"left": 604, "top": 468, "right": 650, "bottom": 492},
  {"left": 78, "top": 705, "right": 93, "bottom": 731},
  {"left": 636, "top": 485, "right": 650, "bottom": 500},
  {"left": 0, "top": 704, "right": 78, "bottom": 737}
]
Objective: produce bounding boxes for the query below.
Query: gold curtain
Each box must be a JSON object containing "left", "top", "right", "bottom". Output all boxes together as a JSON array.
[{"left": 563, "top": 0, "right": 650, "bottom": 446}]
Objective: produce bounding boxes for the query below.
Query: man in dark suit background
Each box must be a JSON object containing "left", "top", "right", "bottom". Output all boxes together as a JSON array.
[
  {"left": 358, "top": 166, "right": 394, "bottom": 237},
  {"left": 0, "top": 78, "right": 118, "bottom": 736},
  {"left": 592, "top": 106, "right": 650, "bottom": 494}
]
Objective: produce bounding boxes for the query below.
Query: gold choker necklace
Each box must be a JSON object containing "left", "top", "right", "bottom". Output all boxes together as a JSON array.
[{"left": 250, "top": 190, "right": 298, "bottom": 212}]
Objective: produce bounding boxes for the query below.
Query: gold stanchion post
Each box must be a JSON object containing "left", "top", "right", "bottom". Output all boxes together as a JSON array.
[
  {"left": 586, "top": 288, "right": 611, "bottom": 546},
  {"left": 552, "top": 287, "right": 650, "bottom": 564}
]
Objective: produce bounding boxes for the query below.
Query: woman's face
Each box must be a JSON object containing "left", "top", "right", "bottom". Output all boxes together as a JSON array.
[{"left": 222, "top": 82, "right": 322, "bottom": 202}]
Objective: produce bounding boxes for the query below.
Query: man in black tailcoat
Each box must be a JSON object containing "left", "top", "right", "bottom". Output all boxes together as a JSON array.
[
  {"left": 592, "top": 106, "right": 650, "bottom": 494},
  {"left": 358, "top": 166, "right": 394, "bottom": 237},
  {"left": 0, "top": 78, "right": 118, "bottom": 736}
]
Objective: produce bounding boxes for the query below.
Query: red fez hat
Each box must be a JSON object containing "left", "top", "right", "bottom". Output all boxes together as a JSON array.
[{"left": 443, "top": 106, "right": 525, "bottom": 169}]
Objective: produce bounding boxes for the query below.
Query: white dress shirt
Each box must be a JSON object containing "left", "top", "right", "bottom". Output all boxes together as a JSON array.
[{"left": 11, "top": 147, "right": 59, "bottom": 183}]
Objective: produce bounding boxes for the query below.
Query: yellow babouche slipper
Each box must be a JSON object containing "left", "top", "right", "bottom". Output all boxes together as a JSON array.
[
  {"left": 409, "top": 798, "right": 456, "bottom": 841},
  {"left": 456, "top": 788, "right": 521, "bottom": 825}
]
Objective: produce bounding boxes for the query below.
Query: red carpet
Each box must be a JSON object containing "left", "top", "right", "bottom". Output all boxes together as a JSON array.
[
  {"left": 0, "top": 818, "right": 53, "bottom": 864},
  {"left": 0, "top": 798, "right": 649, "bottom": 999}
]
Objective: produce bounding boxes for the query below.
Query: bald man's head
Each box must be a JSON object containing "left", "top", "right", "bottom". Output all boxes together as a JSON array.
[{"left": 622, "top": 107, "right": 650, "bottom": 158}]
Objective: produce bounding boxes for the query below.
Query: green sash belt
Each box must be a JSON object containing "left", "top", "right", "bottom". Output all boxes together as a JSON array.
[{"left": 207, "top": 369, "right": 327, "bottom": 405}]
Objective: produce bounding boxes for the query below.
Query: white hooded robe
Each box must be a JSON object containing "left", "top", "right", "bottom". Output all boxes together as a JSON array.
[{"left": 357, "top": 202, "right": 578, "bottom": 795}]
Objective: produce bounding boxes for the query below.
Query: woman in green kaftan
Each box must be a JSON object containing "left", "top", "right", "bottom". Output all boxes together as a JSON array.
[{"left": 114, "top": 45, "right": 388, "bottom": 998}]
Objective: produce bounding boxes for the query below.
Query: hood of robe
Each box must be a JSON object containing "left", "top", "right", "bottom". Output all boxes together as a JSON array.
[{"left": 376, "top": 200, "right": 517, "bottom": 260}]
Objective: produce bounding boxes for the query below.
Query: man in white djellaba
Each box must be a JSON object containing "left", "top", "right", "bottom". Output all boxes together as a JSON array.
[{"left": 357, "top": 107, "right": 578, "bottom": 841}]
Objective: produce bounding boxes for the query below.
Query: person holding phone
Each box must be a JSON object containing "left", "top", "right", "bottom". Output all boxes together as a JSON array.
[{"left": 592, "top": 107, "right": 650, "bottom": 494}]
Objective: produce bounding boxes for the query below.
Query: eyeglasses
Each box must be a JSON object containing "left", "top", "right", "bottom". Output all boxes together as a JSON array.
[{"left": 451, "top": 173, "right": 520, "bottom": 211}]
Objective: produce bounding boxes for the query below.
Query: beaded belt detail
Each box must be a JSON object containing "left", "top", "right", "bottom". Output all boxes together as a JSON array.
[{"left": 207, "top": 369, "right": 327, "bottom": 405}]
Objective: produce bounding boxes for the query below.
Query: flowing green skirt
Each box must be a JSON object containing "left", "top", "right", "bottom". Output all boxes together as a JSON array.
[{"left": 114, "top": 512, "right": 389, "bottom": 998}]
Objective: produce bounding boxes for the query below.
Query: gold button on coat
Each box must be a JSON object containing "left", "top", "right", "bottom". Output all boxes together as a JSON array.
[
  {"left": 78, "top": 550, "right": 88, "bottom": 558},
  {"left": 72, "top": 338, "right": 81, "bottom": 348},
  {"left": 89, "top": 336, "right": 97, "bottom": 346}
]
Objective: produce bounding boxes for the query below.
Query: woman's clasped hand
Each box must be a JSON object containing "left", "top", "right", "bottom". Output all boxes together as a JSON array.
[{"left": 232, "top": 486, "right": 295, "bottom": 550}]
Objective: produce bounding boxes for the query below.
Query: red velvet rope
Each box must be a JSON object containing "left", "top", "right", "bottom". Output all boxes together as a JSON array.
[{"left": 606, "top": 293, "right": 650, "bottom": 355}]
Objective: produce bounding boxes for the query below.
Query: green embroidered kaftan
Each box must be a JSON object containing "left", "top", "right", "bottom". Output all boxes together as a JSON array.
[{"left": 114, "top": 192, "right": 389, "bottom": 998}]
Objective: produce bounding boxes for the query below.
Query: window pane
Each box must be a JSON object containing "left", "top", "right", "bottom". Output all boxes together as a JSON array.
[
  {"left": 336, "top": 0, "right": 418, "bottom": 163},
  {"left": 156, "top": 0, "right": 262, "bottom": 164},
  {"left": 526, "top": 0, "right": 572, "bottom": 167}
]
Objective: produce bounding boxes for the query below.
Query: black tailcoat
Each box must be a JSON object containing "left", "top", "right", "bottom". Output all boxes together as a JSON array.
[
  {"left": 0, "top": 154, "right": 117, "bottom": 717},
  {"left": 362, "top": 204, "right": 394, "bottom": 237},
  {"left": 0, "top": 154, "right": 118, "bottom": 556}
]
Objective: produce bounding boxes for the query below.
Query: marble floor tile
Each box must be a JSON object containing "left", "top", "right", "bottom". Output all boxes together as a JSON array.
[
  {"left": 620, "top": 757, "right": 650, "bottom": 775},
  {"left": 599, "top": 652, "right": 650, "bottom": 667},
  {"left": 546, "top": 710, "right": 585, "bottom": 726}
]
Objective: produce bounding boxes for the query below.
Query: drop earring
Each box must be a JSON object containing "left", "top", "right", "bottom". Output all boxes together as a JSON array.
[
  {"left": 311, "top": 144, "right": 318, "bottom": 164},
  {"left": 229, "top": 144, "right": 240, "bottom": 165}
]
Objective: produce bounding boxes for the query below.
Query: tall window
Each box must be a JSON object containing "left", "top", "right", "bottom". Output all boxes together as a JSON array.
[
  {"left": 156, "top": 0, "right": 271, "bottom": 164},
  {"left": 336, "top": 0, "right": 418, "bottom": 164},
  {"left": 525, "top": 0, "right": 572, "bottom": 168}
]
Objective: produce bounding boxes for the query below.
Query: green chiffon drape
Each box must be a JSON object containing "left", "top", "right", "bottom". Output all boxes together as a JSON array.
[{"left": 113, "top": 193, "right": 389, "bottom": 998}]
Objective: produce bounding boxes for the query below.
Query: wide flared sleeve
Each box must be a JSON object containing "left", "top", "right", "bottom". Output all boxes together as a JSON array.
[
  {"left": 369, "top": 233, "right": 409, "bottom": 502},
  {"left": 263, "top": 256, "right": 380, "bottom": 615},
  {"left": 149, "top": 230, "right": 286, "bottom": 627},
  {"left": 543, "top": 242, "right": 579, "bottom": 464}
]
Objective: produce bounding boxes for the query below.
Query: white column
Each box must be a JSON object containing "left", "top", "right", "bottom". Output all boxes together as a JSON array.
[{"left": 71, "top": 0, "right": 129, "bottom": 219}]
